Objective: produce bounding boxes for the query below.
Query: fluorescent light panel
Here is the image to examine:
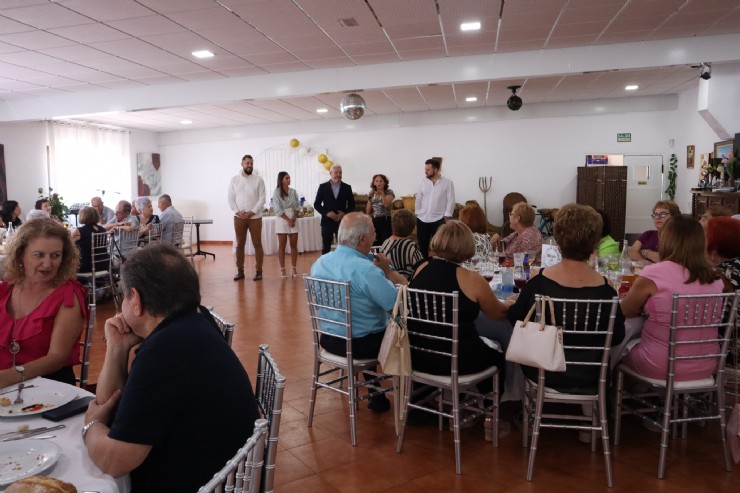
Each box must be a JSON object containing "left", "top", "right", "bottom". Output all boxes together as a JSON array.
[
  {"left": 460, "top": 21, "right": 481, "bottom": 31},
  {"left": 465, "top": 96, "right": 477, "bottom": 102},
  {"left": 625, "top": 85, "right": 638, "bottom": 91},
  {"left": 192, "top": 50, "right": 214, "bottom": 59},
  {"left": 180, "top": 120, "right": 193, "bottom": 125},
  {"left": 316, "top": 108, "right": 328, "bottom": 113}
]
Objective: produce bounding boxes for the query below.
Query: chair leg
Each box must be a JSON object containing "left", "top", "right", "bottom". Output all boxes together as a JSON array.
[
  {"left": 657, "top": 388, "right": 674, "bottom": 479},
  {"left": 526, "top": 382, "right": 546, "bottom": 481},
  {"left": 493, "top": 372, "right": 500, "bottom": 448},
  {"left": 613, "top": 370, "right": 624, "bottom": 446},
  {"left": 395, "top": 376, "right": 411, "bottom": 454},
  {"left": 307, "top": 360, "right": 320, "bottom": 428},
  {"left": 598, "top": 394, "right": 614, "bottom": 488},
  {"left": 522, "top": 381, "right": 531, "bottom": 448},
  {"left": 717, "top": 386, "right": 733, "bottom": 472},
  {"left": 452, "top": 389, "right": 462, "bottom": 475},
  {"left": 347, "top": 371, "right": 358, "bottom": 446}
]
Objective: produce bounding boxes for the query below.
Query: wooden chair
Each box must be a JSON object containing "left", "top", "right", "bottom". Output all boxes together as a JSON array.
[
  {"left": 501, "top": 192, "right": 527, "bottom": 237},
  {"left": 255, "top": 344, "right": 286, "bottom": 493}
]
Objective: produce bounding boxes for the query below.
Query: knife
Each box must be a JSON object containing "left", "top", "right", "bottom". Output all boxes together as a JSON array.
[
  {"left": 0, "top": 385, "right": 37, "bottom": 396},
  {"left": 1, "top": 424, "right": 65, "bottom": 441}
]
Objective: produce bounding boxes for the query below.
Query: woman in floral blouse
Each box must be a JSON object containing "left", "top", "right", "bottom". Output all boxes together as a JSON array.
[
  {"left": 272, "top": 171, "right": 301, "bottom": 279},
  {"left": 491, "top": 202, "right": 542, "bottom": 263}
]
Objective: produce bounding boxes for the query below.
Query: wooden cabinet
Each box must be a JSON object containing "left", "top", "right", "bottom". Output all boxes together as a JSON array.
[
  {"left": 577, "top": 166, "right": 627, "bottom": 241},
  {"left": 691, "top": 191, "right": 740, "bottom": 219}
]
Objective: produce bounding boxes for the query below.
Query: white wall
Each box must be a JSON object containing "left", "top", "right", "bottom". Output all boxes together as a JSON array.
[{"left": 0, "top": 122, "right": 48, "bottom": 217}]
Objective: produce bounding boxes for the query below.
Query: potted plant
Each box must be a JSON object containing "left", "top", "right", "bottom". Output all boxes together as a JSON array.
[{"left": 37, "top": 187, "right": 69, "bottom": 222}]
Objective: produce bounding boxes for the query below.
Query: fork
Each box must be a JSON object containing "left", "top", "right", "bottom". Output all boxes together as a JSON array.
[{"left": 14, "top": 382, "right": 24, "bottom": 405}]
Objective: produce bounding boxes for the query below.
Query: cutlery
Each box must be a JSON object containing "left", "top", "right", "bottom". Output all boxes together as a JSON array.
[
  {"left": 14, "top": 383, "right": 24, "bottom": 405},
  {"left": 1, "top": 424, "right": 65, "bottom": 441},
  {"left": 0, "top": 384, "right": 36, "bottom": 395}
]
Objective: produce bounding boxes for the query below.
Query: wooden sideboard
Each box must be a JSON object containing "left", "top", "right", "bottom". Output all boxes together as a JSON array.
[{"left": 691, "top": 190, "right": 740, "bottom": 218}]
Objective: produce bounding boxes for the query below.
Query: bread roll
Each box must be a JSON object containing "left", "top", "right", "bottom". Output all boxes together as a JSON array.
[{"left": 6, "top": 476, "right": 77, "bottom": 493}]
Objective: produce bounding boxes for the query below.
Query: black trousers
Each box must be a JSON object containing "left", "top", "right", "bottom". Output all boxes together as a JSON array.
[
  {"left": 372, "top": 216, "right": 392, "bottom": 246},
  {"left": 320, "top": 220, "right": 340, "bottom": 254},
  {"left": 416, "top": 218, "right": 445, "bottom": 258}
]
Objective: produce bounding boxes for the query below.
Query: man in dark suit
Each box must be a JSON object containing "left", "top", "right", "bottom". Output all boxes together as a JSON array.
[{"left": 314, "top": 164, "right": 355, "bottom": 254}]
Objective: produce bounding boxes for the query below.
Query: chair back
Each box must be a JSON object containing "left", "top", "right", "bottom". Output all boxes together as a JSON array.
[
  {"left": 405, "top": 288, "right": 460, "bottom": 378},
  {"left": 77, "top": 231, "right": 111, "bottom": 305},
  {"left": 171, "top": 221, "right": 185, "bottom": 247},
  {"left": 173, "top": 217, "right": 194, "bottom": 259},
  {"left": 76, "top": 303, "right": 95, "bottom": 390},
  {"left": 148, "top": 222, "right": 162, "bottom": 242},
  {"left": 114, "top": 226, "right": 140, "bottom": 261},
  {"left": 255, "top": 344, "right": 286, "bottom": 493},
  {"left": 304, "top": 276, "right": 354, "bottom": 361},
  {"left": 534, "top": 295, "right": 619, "bottom": 392},
  {"left": 205, "top": 307, "right": 235, "bottom": 346},
  {"left": 666, "top": 291, "right": 739, "bottom": 389},
  {"left": 198, "top": 419, "right": 268, "bottom": 493}
]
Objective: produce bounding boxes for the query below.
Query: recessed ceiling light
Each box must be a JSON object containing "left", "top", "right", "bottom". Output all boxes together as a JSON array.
[
  {"left": 460, "top": 22, "right": 481, "bottom": 31},
  {"left": 316, "top": 108, "right": 328, "bottom": 113},
  {"left": 625, "top": 84, "right": 638, "bottom": 91},
  {"left": 180, "top": 120, "right": 193, "bottom": 125},
  {"left": 192, "top": 50, "right": 214, "bottom": 59},
  {"left": 465, "top": 96, "right": 478, "bottom": 102}
]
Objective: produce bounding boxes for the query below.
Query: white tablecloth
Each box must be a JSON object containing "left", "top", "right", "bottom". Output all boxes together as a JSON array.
[
  {"left": 243, "top": 215, "right": 322, "bottom": 255},
  {"left": 0, "top": 378, "right": 129, "bottom": 493}
]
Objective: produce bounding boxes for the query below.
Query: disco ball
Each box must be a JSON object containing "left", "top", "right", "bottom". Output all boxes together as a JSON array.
[{"left": 340, "top": 93, "right": 366, "bottom": 120}]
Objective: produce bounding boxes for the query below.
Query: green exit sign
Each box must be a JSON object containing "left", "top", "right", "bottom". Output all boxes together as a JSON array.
[{"left": 617, "top": 133, "right": 631, "bottom": 142}]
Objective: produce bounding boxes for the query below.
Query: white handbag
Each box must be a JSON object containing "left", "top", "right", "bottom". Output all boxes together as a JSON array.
[{"left": 505, "top": 295, "right": 566, "bottom": 372}]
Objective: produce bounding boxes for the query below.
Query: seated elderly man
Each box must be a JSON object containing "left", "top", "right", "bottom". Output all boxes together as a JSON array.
[
  {"left": 310, "top": 212, "right": 407, "bottom": 412},
  {"left": 158, "top": 194, "right": 183, "bottom": 243},
  {"left": 82, "top": 243, "right": 259, "bottom": 492},
  {"left": 91, "top": 196, "right": 115, "bottom": 224},
  {"left": 104, "top": 200, "right": 139, "bottom": 259}
]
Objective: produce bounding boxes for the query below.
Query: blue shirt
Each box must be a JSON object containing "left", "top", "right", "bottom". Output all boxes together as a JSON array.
[{"left": 310, "top": 245, "right": 397, "bottom": 338}]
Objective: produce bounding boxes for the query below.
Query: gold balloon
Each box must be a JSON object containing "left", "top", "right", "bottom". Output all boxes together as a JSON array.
[
  {"left": 323, "top": 161, "right": 332, "bottom": 170},
  {"left": 318, "top": 153, "right": 328, "bottom": 163},
  {"left": 289, "top": 138, "right": 300, "bottom": 148}
]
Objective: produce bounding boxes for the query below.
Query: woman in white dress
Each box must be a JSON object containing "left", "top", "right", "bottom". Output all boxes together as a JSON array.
[{"left": 272, "top": 171, "right": 300, "bottom": 278}]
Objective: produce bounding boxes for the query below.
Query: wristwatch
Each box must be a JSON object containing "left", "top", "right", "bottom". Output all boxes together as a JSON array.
[{"left": 14, "top": 366, "right": 25, "bottom": 383}]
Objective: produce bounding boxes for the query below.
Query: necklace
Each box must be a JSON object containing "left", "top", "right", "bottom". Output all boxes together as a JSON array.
[{"left": 431, "top": 256, "right": 461, "bottom": 267}]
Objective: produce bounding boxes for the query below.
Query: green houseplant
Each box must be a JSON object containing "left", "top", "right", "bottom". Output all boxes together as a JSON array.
[
  {"left": 37, "top": 187, "right": 69, "bottom": 221},
  {"left": 665, "top": 153, "right": 677, "bottom": 200}
]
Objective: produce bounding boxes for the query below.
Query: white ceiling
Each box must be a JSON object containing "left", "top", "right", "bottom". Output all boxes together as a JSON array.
[{"left": 0, "top": 0, "right": 739, "bottom": 132}]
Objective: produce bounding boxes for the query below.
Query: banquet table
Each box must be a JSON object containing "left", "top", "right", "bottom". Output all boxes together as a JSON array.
[
  {"left": 0, "top": 378, "right": 129, "bottom": 493},
  {"left": 244, "top": 215, "right": 322, "bottom": 255}
]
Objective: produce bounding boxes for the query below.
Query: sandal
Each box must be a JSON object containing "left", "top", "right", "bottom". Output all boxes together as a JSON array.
[
  {"left": 485, "top": 417, "right": 511, "bottom": 442},
  {"left": 290, "top": 267, "right": 298, "bottom": 279},
  {"left": 280, "top": 268, "right": 287, "bottom": 279}
]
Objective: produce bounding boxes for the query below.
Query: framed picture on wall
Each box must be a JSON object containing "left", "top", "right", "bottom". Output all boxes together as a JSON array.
[
  {"left": 714, "top": 139, "right": 734, "bottom": 160},
  {"left": 686, "top": 145, "right": 695, "bottom": 168}
]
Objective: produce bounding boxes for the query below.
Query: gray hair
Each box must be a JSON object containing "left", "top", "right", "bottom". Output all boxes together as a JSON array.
[
  {"left": 338, "top": 212, "right": 372, "bottom": 248},
  {"left": 330, "top": 164, "right": 342, "bottom": 172},
  {"left": 134, "top": 197, "right": 151, "bottom": 212},
  {"left": 26, "top": 209, "right": 50, "bottom": 221}
]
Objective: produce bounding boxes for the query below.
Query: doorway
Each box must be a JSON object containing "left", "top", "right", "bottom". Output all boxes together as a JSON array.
[{"left": 623, "top": 155, "right": 664, "bottom": 235}]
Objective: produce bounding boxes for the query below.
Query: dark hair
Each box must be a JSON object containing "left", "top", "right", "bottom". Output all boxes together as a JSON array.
[
  {"left": 458, "top": 204, "right": 488, "bottom": 234},
  {"left": 706, "top": 216, "right": 740, "bottom": 259},
  {"left": 79, "top": 206, "right": 101, "bottom": 225},
  {"left": 242, "top": 154, "right": 253, "bottom": 161},
  {"left": 658, "top": 214, "right": 718, "bottom": 284},
  {"left": 118, "top": 200, "right": 132, "bottom": 214},
  {"left": 121, "top": 243, "right": 200, "bottom": 317},
  {"left": 276, "top": 171, "right": 289, "bottom": 198},
  {"left": 391, "top": 209, "right": 416, "bottom": 237},
  {"left": 35, "top": 199, "right": 49, "bottom": 210},
  {"left": 554, "top": 204, "right": 602, "bottom": 261},
  {"left": 425, "top": 158, "right": 440, "bottom": 170},
  {"left": 370, "top": 174, "right": 389, "bottom": 192},
  {"left": 2, "top": 218, "right": 80, "bottom": 285},
  {"left": 595, "top": 209, "right": 612, "bottom": 237}
]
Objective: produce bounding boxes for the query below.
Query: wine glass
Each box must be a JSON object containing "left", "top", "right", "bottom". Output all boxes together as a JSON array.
[{"left": 480, "top": 261, "right": 495, "bottom": 283}]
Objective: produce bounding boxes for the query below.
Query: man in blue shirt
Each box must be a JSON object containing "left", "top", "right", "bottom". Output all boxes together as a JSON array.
[{"left": 310, "top": 212, "right": 407, "bottom": 411}]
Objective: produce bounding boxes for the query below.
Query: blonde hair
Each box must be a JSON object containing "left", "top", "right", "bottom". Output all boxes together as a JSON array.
[
  {"left": 511, "top": 202, "right": 535, "bottom": 227},
  {"left": 429, "top": 220, "right": 475, "bottom": 263}
]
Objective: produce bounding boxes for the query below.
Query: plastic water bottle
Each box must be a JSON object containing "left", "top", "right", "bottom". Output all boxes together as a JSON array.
[
  {"left": 619, "top": 239, "right": 632, "bottom": 275},
  {"left": 501, "top": 261, "right": 514, "bottom": 296}
]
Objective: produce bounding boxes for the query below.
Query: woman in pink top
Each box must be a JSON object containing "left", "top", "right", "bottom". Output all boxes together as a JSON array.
[{"left": 620, "top": 214, "right": 724, "bottom": 381}]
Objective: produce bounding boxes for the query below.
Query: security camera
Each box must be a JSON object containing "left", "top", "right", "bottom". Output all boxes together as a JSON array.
[
  {"left": 699, "top": 63, "right": 711, "bottom": 80},
  {"left": 507, "top": 86, "right": 522, "bottom": 111}
]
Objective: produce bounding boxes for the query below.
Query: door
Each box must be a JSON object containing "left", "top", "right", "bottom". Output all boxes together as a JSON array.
[{"left": 624, "top": 155, "right": 664, "bottom": 235}]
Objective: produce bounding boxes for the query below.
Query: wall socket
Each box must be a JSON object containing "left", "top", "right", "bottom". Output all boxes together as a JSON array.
[{"left": 668, "top": 138, "right": 675, "bottom": 147}]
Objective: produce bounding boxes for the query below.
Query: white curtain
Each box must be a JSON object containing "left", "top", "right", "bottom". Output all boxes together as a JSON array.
[
  {"left": 48, "top": 121, "right": 131, "bottom": 205},
  {"left": 258, "top": 146, "right": 326, "bottom": 209}
]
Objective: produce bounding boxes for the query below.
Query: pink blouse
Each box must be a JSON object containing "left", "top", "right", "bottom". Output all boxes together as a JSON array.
[
  {"left": 503, "top": 226, "right": 542, "bottom": 263},
  {"left": 0, "top": 280, "right": 88, "bottom": 370}
]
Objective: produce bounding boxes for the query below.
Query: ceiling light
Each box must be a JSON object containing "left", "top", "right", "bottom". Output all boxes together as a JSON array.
[
  {"left": 506, "top": 86, "right": 522, "bottom": 111},
  {"left": 625, "top": 85, "right": 638, "bottom": 91},
  {"left": 460, "top": 22, "right": 481, "bottom": 31},
  {"left": 316, "top": 108, "right": 328, "bottom": 113},
  {"left": 191, "top": 50, "right": 214, "bottom": 59},
  {"left": 465, "top": 97, "right": 477, "bottom": 102},
  {"left": 340, "top": 93, "right": 366, "bottom": 120},
  {"left": 180, "top": 120, "right": 192, "bottom": 125}
]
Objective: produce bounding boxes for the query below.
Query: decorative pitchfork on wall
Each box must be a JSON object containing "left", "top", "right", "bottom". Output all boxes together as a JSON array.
[{"left": 479, "top": 176, "right": 492, "bottom": 218}]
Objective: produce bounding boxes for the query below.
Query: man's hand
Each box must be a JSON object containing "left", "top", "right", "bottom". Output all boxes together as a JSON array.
[
  {"left": 336, "top": 211, "right": 345, "bottom": 222},
  {"left": 85, "top": 388, "right": 122, "bottom": 427},
  {"left": 104, "top": 314, "right": 142, "bottom": 351},
  {"left": 326, "top": 211, "right": 338, "bottom": 221}
]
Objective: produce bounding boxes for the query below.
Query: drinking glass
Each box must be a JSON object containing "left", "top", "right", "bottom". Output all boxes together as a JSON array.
[
  {"left": 480, "top": 261, "right": 495, "bottom": 282},
  {"left": 513, "top": 252, "right": 525, "bottom": 267},
  {"left": 608, "top": 270, "right": 623, "bottom": 289},
  {"left": 596, "top": 256, "right": 609, "bottom": 275},
  {"left": 606, "top": 255, "right": 619, "bottom": 272}
]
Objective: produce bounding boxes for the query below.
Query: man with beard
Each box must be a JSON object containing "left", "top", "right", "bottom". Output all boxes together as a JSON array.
[
  {"left": 228, "top": 154, "right": 266, "bottom": 280},
  {"left": 415, "top": 158, "right": 455, "bottom": 257}
]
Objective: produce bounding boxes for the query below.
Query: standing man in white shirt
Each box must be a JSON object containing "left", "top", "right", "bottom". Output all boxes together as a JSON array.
[
  {"left": 228, "top": 154, "right": 266, "bottom": 281},
  {"left": 415, "top": 158, "right": 455, "bottom": 257}
]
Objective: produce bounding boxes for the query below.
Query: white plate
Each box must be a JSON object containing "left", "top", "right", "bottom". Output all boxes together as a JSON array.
[
  {"left": 0, "top": 385, "right": 76, "bottom": 418},
  {"left": 0, "top": 440, "right": 61, "bottom": 486}
]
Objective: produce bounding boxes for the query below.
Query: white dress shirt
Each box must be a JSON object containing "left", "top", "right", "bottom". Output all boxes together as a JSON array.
[
  {"left": 415, "top": 175, "right": 455, "bottom": 223},
  {"left": 228, "top": 173, "right": 266, "bottom": 218}
]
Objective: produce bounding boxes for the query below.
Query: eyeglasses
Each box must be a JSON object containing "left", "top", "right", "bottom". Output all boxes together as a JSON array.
[{"left": 651, "top": 212, "right": 670, "bottom": 219}]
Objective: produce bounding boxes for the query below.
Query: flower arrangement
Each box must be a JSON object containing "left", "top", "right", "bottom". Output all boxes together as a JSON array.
[
  {"left": 37, "top": 187, "right": 69, "bottom": 221},
  {"left": 721, "top": 151, "right": 737, "bottom": 183}
]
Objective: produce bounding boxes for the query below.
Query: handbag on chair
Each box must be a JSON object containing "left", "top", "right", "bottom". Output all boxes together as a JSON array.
[
  {"left": 506, "top": 295, "right": 566, "bottom": 372},
  {"left": 379, "top": 285, "right": 411, "bottom": 377}
]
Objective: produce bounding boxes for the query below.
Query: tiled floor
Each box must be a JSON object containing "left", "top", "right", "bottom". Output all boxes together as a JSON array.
[{"left": 91, "top": 244, "right": 739, "bottom": 492}]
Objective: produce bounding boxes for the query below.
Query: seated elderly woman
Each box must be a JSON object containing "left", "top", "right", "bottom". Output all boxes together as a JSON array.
[
  {"left": 628, "top": 200, "right": 680, "bottom": 263},
  {"left": 134, "top": 197, "right": 160, "bottom": 244},
  {"left": 379, "top": 209, "right": 423, "bottom": 280},
  {"left": 700, "top": 204, "right": 732, "bottom": 229},
  {"left": 620, "top": 215, "right": 724, "bottom": 381},
  {"left": 71, "top": 206, "right": 108, "bottom": 274},
  {"left": 491, "top": 202, "right": 542, "bottom": 263},
  {"left": 507, "top": 204, "right": 625, "bottom": 393},
  {"left": 459, "top": 204, "right": 493, "bottom": 259},
  {"left": 0, "top": 218, "right": 87, "bottom": 387}
]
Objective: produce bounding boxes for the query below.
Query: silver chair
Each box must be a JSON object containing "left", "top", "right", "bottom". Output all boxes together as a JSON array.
[
  {"left": 75, "top": 231, "right": 112, "bottom": 306},
  {"left": 614, "top": 291, "right": 740, "bottom": 478},
  {"left": 304, "top": 275, "right": 393, "bottom": 446},
  {"left": 396, "top": 287, "right": 500, "bottom": 475},
  {"left": 114, "top": 225, "right": 140, "bottom": 261},
  {"left": 172, "top": 217, "right": 194, "bottom": 262},
  {"left": 255, "top": 344, "right": 286, "bottom": 493},
  {"left": 75, "top": 304, "right": 95, "bottom": 390},
  {"left": 198, "top": 419, "right": 268, "bottom": 493},
  {"left": 521, "top": 295, "right": 619, "bottom": 487},
  {"left": 205, "top": 307, "right": 235, "bottom": 347}
]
